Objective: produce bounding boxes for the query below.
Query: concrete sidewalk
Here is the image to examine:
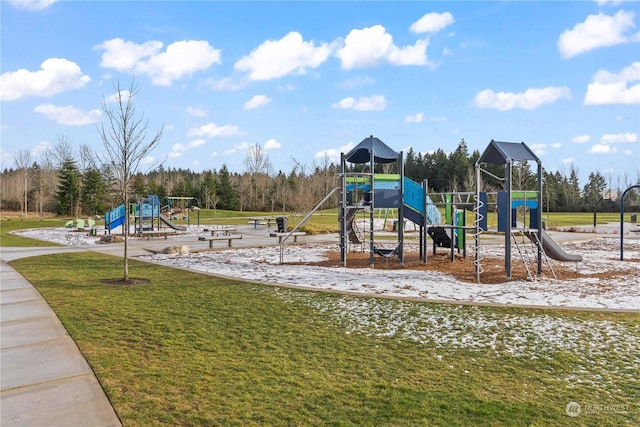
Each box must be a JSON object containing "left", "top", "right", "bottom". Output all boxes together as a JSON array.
[{"left": 1, "top": 256, "right": 121, "bottom": 426}]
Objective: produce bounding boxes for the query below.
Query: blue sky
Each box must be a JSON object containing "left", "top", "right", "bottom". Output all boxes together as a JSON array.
[{"left": 1, "top": 0, "right": 639, "bottom": 186}]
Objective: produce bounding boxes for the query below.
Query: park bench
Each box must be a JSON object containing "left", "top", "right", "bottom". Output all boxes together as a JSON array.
[
  {"left": 198, "top": 234, "right": 243, "bottom": 248},
  {"left": 247, "top": 217, "right": 277, "bottom": 228},
  {"left": 269, "top": 231, "right": 306, "bottom": 244},
  {"left": 205, "top": 227, "right": 236, "bottom": 236},
  {"left": 139, "top": 230, "right": 173, "bottom": 239}
]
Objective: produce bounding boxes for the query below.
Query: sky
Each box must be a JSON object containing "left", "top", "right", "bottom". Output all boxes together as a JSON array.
[{"left": 1, "top": 0, "right": 639, "bottom": 187}]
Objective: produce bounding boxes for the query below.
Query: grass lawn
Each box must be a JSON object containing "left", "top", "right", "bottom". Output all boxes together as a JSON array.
[
  {"left": 0, "top": 218, "right": 67, "bottom": 247},
  {"left": 10, "top": 252, "right": 639, "bottom": 426}
]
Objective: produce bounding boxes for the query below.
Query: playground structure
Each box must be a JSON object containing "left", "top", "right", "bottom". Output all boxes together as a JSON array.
[
  {"left": 337, "top": 136, "right": 584, "bottom": 282},
  {"left": 105, "top": 194, "right": 199, "bottom": 236},
  {"left": 339, "top": 136, "right": 444, "bottom": 268},
  {"left": 474, "top": 140, "right": 584, "bottom": 281}
]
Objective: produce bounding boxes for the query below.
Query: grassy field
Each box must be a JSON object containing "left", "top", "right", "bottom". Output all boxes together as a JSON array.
[
  {"left": 10, "top": 252, "right": 639, "bottom": 426},
  {"left": 0, "top": 217, "right": 66, "bottom": 247}
]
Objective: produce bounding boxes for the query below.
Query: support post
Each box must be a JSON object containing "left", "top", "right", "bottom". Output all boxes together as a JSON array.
[
  {"left": 620, "top": 185, "right": 640, "bottom": 260},
  {"left": 505, "top": 160, "right": 512, "bottom": 280}
]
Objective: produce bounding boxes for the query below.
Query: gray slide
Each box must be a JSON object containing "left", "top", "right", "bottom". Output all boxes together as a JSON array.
[
  {"left": 525, "top": 229, "right": 583, "bottom": 262},
  {"left": 159, "top": 213, "right": 187, "bottom": 231}
]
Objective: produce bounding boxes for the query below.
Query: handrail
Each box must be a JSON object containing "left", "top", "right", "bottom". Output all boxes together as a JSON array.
[{"left": 279, "top": 187, "right": 341, "bottom": 263}]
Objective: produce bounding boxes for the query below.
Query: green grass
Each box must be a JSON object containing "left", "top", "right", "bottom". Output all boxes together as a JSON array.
[
  {"left": 10, "top": 252, "right": 640, "bottom": 426},
  {"left": 0, "top": 218, "right": 66, "bottom": 247}
]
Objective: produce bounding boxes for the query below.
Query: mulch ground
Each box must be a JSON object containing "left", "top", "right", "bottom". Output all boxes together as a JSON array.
[{"left": 297, "top": 248, "right": 610, "bottom": 285}]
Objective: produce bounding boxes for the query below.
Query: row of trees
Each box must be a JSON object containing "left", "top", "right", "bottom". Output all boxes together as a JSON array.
[{"left": 3, "top": 138, "right": 638, "bottom": 219}]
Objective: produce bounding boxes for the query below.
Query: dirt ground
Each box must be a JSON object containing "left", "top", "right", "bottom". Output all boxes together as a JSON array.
[{"left": 302, "top": 248, "right": 612, "bottom": 285}]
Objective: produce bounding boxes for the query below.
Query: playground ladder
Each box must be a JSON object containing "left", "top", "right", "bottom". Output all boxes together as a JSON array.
[
  {"left": 511, "top": 232, "right": 534, "bottom": 281},
  {"left": 526, "top": 231, "right": 558, "bottom": 280}
]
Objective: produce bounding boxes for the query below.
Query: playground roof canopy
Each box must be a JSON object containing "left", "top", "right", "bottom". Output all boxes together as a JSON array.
[
  {"left": 477, "top": 140, "right": 540, "bottom": 166},
  {"left": 345, "top": 135, "right": 399, "bottom": 164}
]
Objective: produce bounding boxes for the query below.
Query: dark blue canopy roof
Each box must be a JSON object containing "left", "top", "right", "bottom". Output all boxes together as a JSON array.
[
  {"left": 477, "top": 140, "right": 540, "bottom": 165},
  {"left": 345, "top": 135, "right": 399, "bottom": 164}
]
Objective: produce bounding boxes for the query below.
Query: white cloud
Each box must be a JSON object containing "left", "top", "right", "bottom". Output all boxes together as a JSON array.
[
  {"left": 34, "top": 104, "right": 101, "bottom": 126},
  {"left": 600, "top": 132, "right": 638, "bottom": 143},
  {"left": 410, "top": 12, "right": 455, "bottom": 34},
  {"left": 8, "top": 0, "right": 57, "bottom": 11},
  {"left": 264, "top": 138, "right": 281, "bottom": 150},
  {"left": 588, "top": 132, "right": 637, "bottom": 154},
  {"left": 189, "top": 139, "right": 207, "bottom": 148},
  {"left": 332, "top": 95, "right": 387, "bottom": 111},
  {"left": 590, "top": 144, "right": 615, "bottom": 154},
  {"left": 336, "top": 25, "right": 428, "bottom": 69},
  {"left": 336, "top": 76, "right": 375, "bottom": 90},
  {"left": 315, "top": 141, "right": 356, "bottom": 163},
  {"left": 186, "top": 106, "right": 207, "bottom": 117},
  {"left": 140, "top": 156, "right": 155, "bottom": 165},
  {"left": 169, "top": 139, "right": 207, "bottom": 158},
  {"left": 187, "top": 122, "right": 241, "bottom": 139},
  {"left": 562, "top": 157, "right": 575, "bottom": 164},
  {"left": 473, "top": 86, "right": 571, "bottom": 110},
  {"left": 571, "top": 135, "right": 591, "bottom": 144},
  {"left": 206, "top": 76, "right": 248, "bottom": 91},
  {"left": 405, "top": 112, "right": 424, "bottom": 123},
  {"left": 550, "top": 143, "right": 563, "bottom": 149},
  {"left": 530, "top": 143, "right": 546, "bottom": 156},
  {"left": 95, "top": 38, "right": 221, "bottom": 86},
  {"left": 234, "top": 32, "right": 331, "bottom": 80},
  {"left": 105, "top": 90, "right": 132, "bottom": 103},
  {"left": 0, "top": 58, "right": 91, "bottom": 101},
  {"left": 244, "top": 94, "right": 272, "bottom": 111},
  {"left": 584, "top": 61, "right": 640, "bottom": 105},
  {"left": 558, "top": 10, "right": 639, "bottom": 59}
]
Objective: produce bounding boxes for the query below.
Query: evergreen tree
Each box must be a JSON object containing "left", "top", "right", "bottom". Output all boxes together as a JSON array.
[
  {"left": 56, "top": 158, "right": 81, "bottom": 216},
  {"left": 217, "top": 164, "right": 239, "bottom": 210},
  {"left": 582, "top": 171, "right": 606, "bottom": 206},
  {"left": 81, "top": 168, "right": 108, "bottom": 215}
]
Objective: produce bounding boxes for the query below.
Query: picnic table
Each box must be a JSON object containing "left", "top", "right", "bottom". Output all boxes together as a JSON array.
[{"left": 247, "top": 217, "right": 277, "bottom": 228}]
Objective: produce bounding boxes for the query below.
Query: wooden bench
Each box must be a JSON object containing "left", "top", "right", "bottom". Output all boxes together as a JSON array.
[
  {"left": 207, "top": 227, "right": 236, "bottom": 236},
  {"left": 139, "top": 230, "right": 172, "bottom": 239},
  {"left": 198, "top": 234, "right": 243, "bottom": 248},
  {"left": 269, "top": 232, "right": 306, "bottom": 244},
  {"left": 247, "top": 217, "right": 277, "bottom": 228}
]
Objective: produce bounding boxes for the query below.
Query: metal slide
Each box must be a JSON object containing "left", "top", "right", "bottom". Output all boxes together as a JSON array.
[
  {"left": 525, "top": 229, "right": 583, "bottom": 262},
  {"left": 158, "top": 213, "right": 187, "bottom": 231}
]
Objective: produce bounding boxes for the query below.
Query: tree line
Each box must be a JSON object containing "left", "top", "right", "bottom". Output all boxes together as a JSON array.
[{"left": 2, "top": 138, "right": 638, "bottom": 219}]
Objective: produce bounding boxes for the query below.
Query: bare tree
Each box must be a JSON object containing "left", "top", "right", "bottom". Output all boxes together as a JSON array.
[
  {"left": 13, "top": 149, "right": 32, "bottom": 218},
  {"left": 98, "top": 80, "right": 163, "bottom": 282}
]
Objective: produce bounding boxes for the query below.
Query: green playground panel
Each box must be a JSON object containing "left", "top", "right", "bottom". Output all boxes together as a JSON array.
[{"left": 511, "top": 191, "right": 538, "bottom": 199}]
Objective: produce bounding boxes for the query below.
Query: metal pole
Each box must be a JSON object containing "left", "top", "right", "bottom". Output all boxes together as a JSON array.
[
  {"left": 537, "top": 160, "right": 543, "bottom": 274},
  {"left": 369, "top": 148, "right": 375, "bottom": 268},
  {"left": 620, "top": 185, "right": 640, "bottom": 260},
  {"left": 475, "top": 164, "right": 481, "bottom": 282},
  {"left": 398, "top": 151, "right": 404, "bottom": 266},
  {"left": 505, "top": 160, "right": 512, "bottom": 280}
]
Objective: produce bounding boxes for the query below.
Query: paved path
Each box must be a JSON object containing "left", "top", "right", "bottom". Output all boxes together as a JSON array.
[{"left": 1, "top": 248, "right": 121, "bottom": 427}]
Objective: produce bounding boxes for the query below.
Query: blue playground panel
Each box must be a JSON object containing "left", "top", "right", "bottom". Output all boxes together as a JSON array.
[
  {"left": 131, "top": 203, "right": 159, "bottom": 218},
  {"left": 497, "top": 191, "right": 540, "bottom": 231},
  {"left": 106, "top": 204, "right": 126, "bottom": 231},
  {"left": 344, "top": 176, "right": 441, "bottom": 226},
  {"left": 403, "top": 177, "right": 441, "bottom": 225}
]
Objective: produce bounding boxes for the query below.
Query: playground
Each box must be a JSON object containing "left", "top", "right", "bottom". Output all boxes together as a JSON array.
[
  {"left": 13, "top": 137, "right": 640, "bottom": 311},
  {"left": 16, "top": 219, "right": 640, "bottom": 311}
]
